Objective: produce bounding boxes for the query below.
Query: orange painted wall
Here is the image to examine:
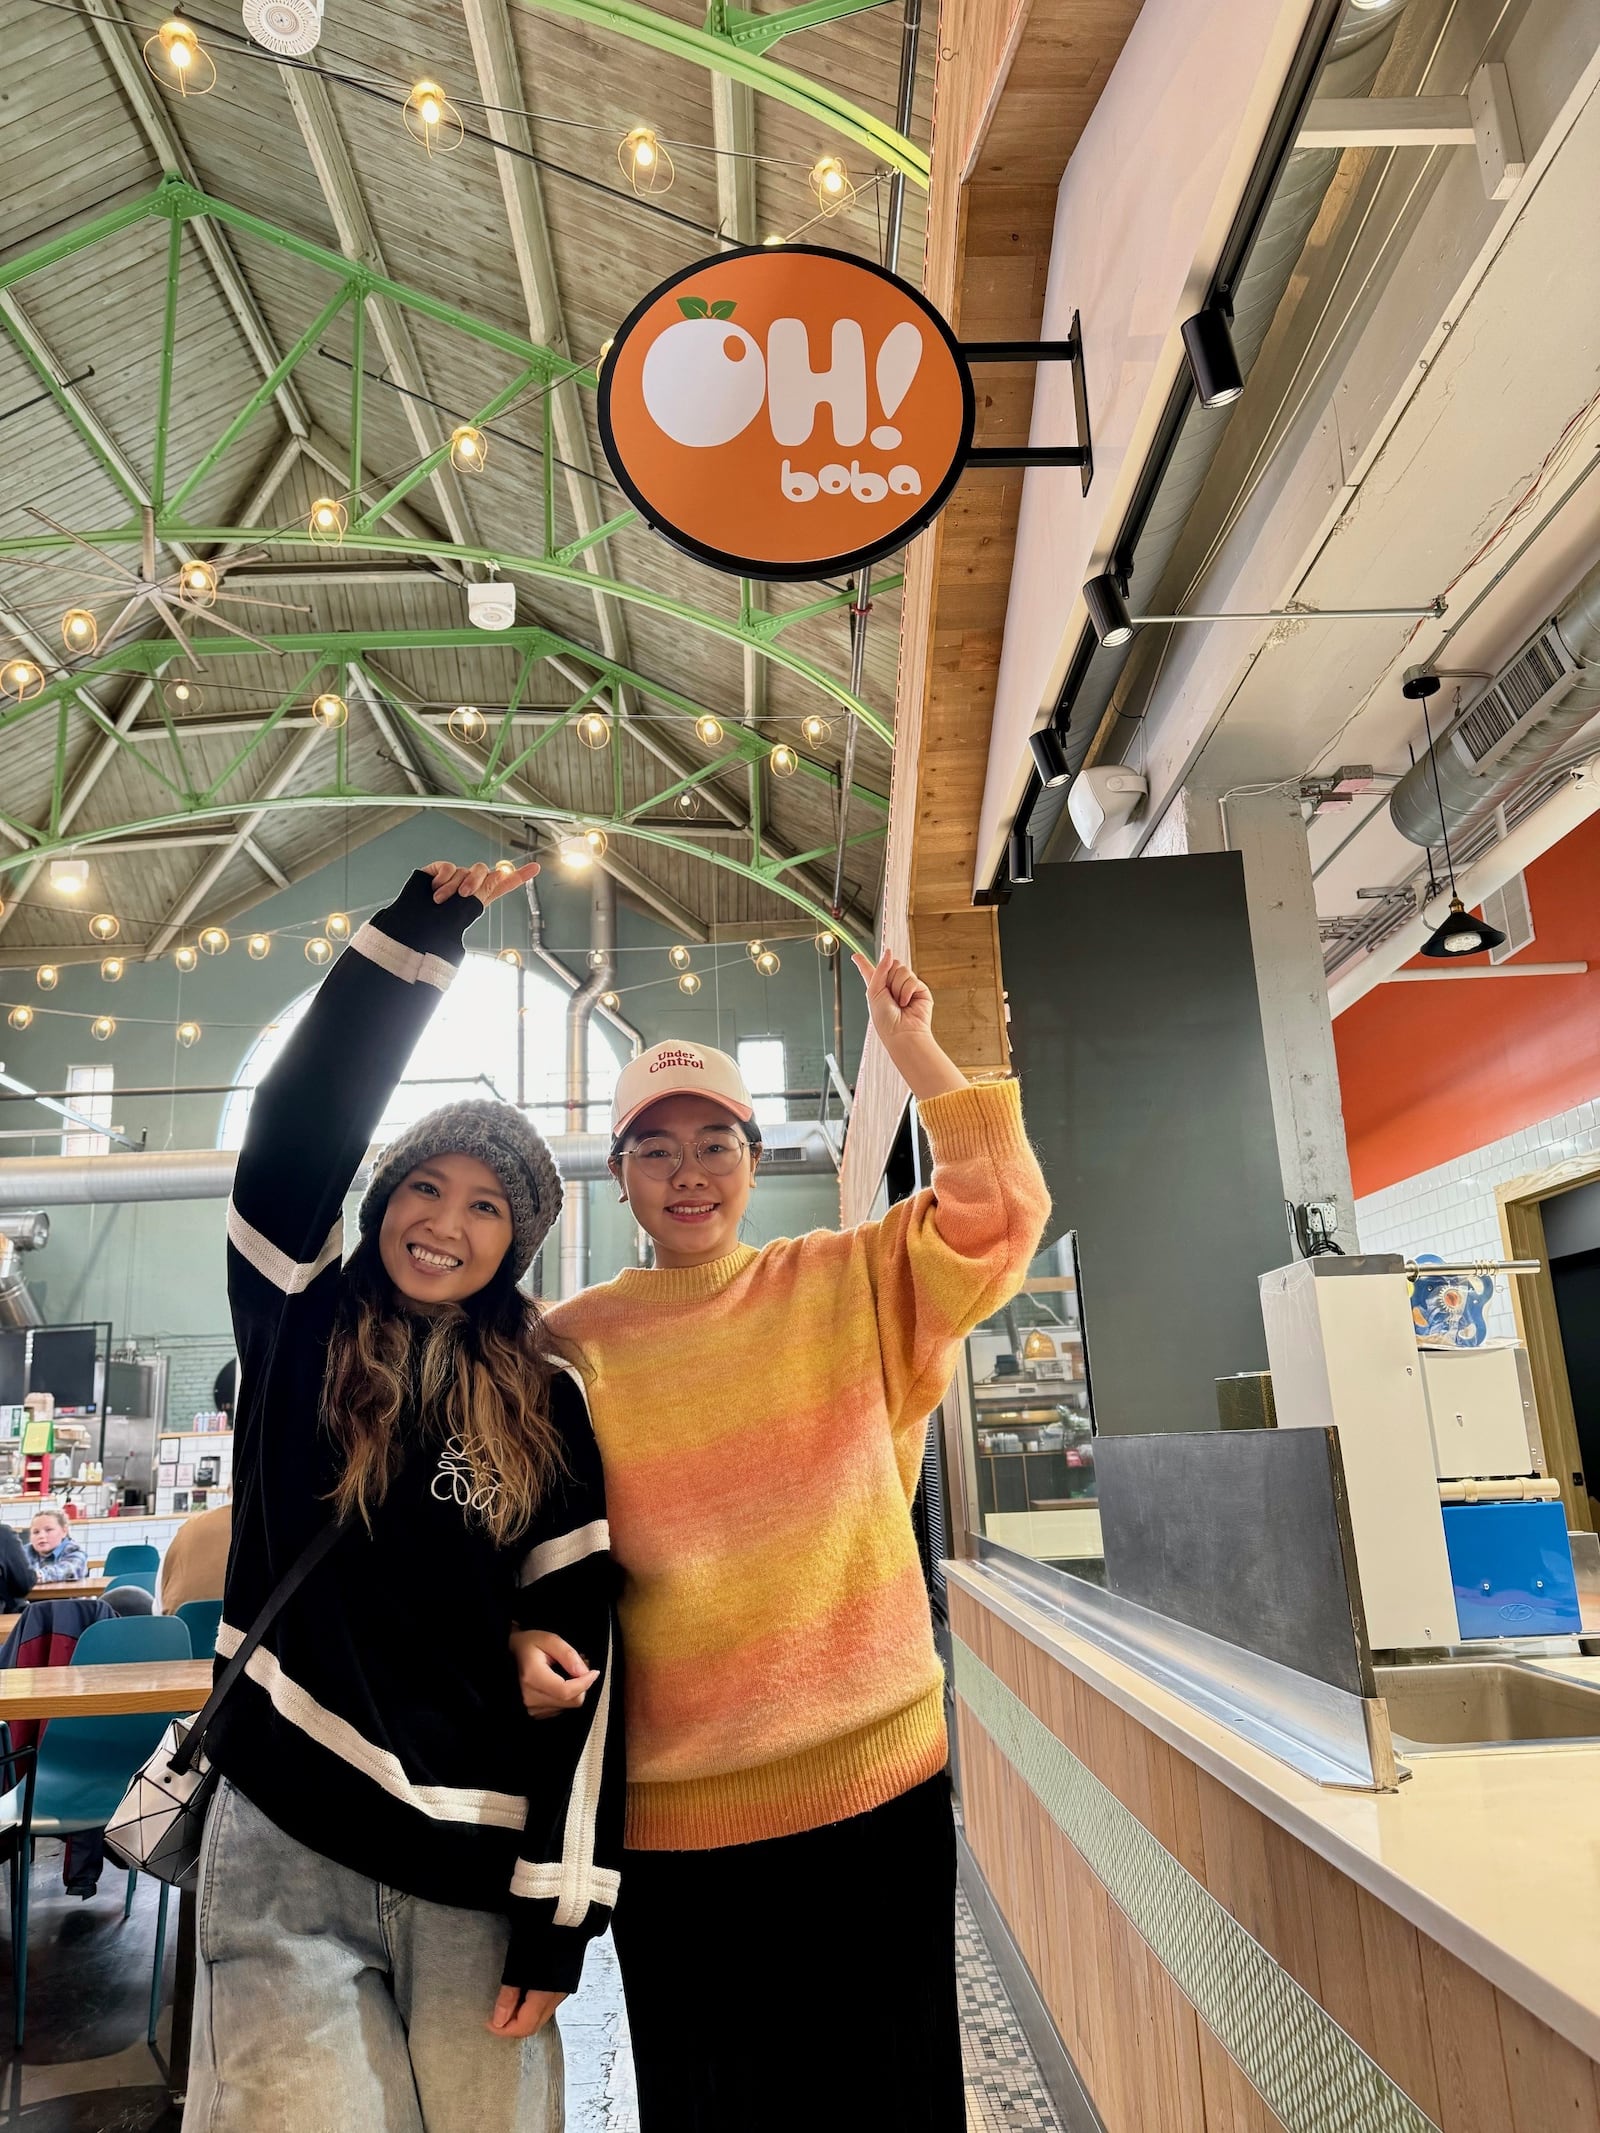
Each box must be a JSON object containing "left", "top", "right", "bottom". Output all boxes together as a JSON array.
[{"left": 1334, "top": 810, "right": 1600, "bottom": 1199}]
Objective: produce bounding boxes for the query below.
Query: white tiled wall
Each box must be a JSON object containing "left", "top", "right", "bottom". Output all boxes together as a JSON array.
[{"left": 1356, "top": 1093, "right": 1600, "bottom": 1339}]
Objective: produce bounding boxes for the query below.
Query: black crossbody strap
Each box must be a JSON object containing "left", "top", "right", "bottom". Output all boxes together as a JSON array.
[{"left": 169, "top": 1514, "right": 350, "bottom": 1774}]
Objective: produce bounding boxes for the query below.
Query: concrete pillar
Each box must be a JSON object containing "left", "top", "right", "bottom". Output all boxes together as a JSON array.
[{"left": 1223, "top": 790, "right": 1359, "bottom": 1251}]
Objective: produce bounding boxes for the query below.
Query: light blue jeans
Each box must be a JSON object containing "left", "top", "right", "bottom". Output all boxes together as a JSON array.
[{"left": 183, "top": 1779, "right": 564, "bottom": 2133}]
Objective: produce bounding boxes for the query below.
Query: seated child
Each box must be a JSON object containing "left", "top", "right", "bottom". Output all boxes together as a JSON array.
[{"left": 28, "top": 1507, "right": 89, "bottom": 1585}]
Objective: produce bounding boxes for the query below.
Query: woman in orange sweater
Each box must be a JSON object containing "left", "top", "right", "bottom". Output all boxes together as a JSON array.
[{"left": 518, "top": 950, "right": 1049, "bottom": 2130}]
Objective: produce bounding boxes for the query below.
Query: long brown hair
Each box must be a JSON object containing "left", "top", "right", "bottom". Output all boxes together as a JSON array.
[{"left": 321, "top": 1232, "right": 562, "bottom": 1548}]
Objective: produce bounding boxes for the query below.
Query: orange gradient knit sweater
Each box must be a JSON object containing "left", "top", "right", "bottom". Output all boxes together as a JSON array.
[{"left": 546, "top": 1077, "right": 1049, "bottom": 1850}]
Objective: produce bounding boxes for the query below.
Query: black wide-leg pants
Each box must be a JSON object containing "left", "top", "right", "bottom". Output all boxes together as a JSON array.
[{"left": 613, "top": 1772, "right": 964, "bottom": 2133}]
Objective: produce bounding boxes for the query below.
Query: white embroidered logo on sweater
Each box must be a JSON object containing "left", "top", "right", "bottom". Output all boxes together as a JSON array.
[{"left": 431, "top": 1436, "right": 501, "bottom": 1516}]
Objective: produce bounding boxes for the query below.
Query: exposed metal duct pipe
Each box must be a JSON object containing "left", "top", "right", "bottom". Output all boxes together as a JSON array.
[
  {"left": 0, "top": 1125, "right": 840, "bottom": 1211},
  {"left": 560, "top": 873, "right": 616, "bottom": 1300},
  {"left": 1388, "top": 556, "right": 1600, "bottom": 846},
  {"left": 1037, "top": 0, "right": 1416, "bottom": 853},
  {"left": 524, "top": 875, "right": 642, "bottom": 1055},
  {"left": 0, "top": 1211, "right": 50, "bottom": 1251},
  {"left": 0, "top": 1238, "right": 42, "bottom": 1330}
]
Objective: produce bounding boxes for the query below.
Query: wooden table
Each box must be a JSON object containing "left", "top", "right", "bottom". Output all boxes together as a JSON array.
[{"left": 0, "top": 1659, "right": 211, "bottom": 1720}]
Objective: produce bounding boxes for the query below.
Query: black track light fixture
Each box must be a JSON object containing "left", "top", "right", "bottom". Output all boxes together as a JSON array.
[
  {"left": 1028, "top": 727, "right": 1072, "bottom": 788},
  {"left": 1007, "top": 827, "right": 1035, "bottom": 885},
  {"left": 1419, "top": 897, "right": 1506, "bottom": 959},
  {"left": 1084, "top": 570, "right": 1135, "bottom": 648},
  {"left": 1180, "top": 300, "right": 1244, "bottom": 410}
]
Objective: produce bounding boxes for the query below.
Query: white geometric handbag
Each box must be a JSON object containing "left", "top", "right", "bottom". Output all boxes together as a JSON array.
[{"left": 104, "top": 1513, "right": 350, "bottom": 1888}]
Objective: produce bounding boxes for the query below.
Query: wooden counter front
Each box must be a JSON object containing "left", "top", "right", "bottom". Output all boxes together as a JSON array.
[{"left": 948, "top": 1566, "right": 1600, "bottom": 2133}]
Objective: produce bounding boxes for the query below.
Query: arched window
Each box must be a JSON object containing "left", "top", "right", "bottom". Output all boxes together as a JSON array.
[{"left": 219, "top": 953, "right": 623, "bottom": 1151}]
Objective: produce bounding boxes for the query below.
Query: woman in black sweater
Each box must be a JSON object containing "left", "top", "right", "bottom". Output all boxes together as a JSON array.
[{"left": 184, "top": 860, "right": 622, "bottom": 2133}]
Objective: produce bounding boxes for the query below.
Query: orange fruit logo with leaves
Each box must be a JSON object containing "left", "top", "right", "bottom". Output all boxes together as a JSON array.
[{"left": 598, "top": 247, "right": 974, "bottom": 581}]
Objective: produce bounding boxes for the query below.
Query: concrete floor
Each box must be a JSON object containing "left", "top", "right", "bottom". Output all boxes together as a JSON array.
[{"left": 0, "top": 1844, "right": 1062, "bottom": 2130}]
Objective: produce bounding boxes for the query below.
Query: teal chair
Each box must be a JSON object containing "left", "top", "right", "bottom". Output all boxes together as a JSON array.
[
  {"left": 103, "top": 1570, "right": 158, "bottom": 1598},
  {"left": 102, "top": 1545, "right": 160, "bottom": 1577},
  {"left": 14, "top": 1613, "right": 192, "bottom": 2046},
  {"left": 175, "top": 1599, "right": 223, "bottom": 1659}
]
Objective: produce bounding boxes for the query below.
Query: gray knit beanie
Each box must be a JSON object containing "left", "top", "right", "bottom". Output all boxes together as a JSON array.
[{"left": 358, "top": 1099, "right": 563, "bottom": 1285}]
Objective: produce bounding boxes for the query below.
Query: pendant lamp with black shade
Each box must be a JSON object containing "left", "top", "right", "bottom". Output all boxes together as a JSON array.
[{"left": 1413, "top": 684, "right": 1507, "bottom": 959}]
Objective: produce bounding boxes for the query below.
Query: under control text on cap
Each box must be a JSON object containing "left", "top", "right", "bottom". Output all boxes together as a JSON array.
[{"left": 612, "top": 1040, "right": 754, "bottom": 1139}]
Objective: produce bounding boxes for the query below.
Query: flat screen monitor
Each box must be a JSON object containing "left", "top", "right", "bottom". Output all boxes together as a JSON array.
[
  {"left": 29, "top": 1326, "right": 99, "bottom": 1415},
  {"left": 0, "top": 1330, "right": 24, "bottom": 1408}
]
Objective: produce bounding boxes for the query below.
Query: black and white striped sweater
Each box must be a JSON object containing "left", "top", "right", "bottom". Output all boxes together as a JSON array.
[{"left": 209, "top": 869, "right": 622, "bottom": 1993}]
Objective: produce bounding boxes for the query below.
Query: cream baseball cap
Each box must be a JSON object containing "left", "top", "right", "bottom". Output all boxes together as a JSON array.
[{"left": 612, "top": 1040, "right": 755, "bottom": 1140}]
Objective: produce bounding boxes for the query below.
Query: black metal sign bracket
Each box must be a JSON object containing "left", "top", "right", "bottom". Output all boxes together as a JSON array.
[{"left": 961, "top": 312, "right": 1092, "bottom": 494}]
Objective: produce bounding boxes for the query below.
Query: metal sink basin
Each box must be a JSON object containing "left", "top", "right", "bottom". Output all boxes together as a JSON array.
[{"left": 1376, "top": 1660, "right": 1600, "bottom": 1753}]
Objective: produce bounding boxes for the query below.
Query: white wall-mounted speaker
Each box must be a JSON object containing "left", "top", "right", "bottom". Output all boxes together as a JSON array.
[
  {"left": 1067, "top": 767, "right": 1147, "bottom": 851},
  {"left": 243, "top": 0, "right": 324, "bottom": 55},
  {"left": 467, "top": 579, "right": 516, "bottom": 632}
]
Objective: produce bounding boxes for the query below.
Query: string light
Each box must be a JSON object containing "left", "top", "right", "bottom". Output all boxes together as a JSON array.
[
  {"left": 669, "top": 945, "right": 692, "bottom": 971},
  {"left": 92, "top": 1015, "right": 116, "bottom": 1042},
  {"left": 35, "top": 965, "right": 58, "bottom": 991},
  {"left": 448, "top": 705, "right": 487, "bottom": 743},
  {"left": 677, "top": 971, "right": 702, "bottom": 995},
  {"left": 587, "top": 948, "right": 609, "bottom": 970},
  {"left": 312, "top": 692, "right": 348, "bottom": 729},
  {"left": 755, "top": 948, "right": 782, "bottom": 976},
  {"left": 144, "top": 17, "right": 217, "bottom": 95},
  {"left": 50, "top": 859, "right": 88, "bottom": 895},
  {"left": 694, "top": 714, "right": 723, "bottom": 746},
  {"left": 163, "top": 678, "right": 201, "bottom": 714},
  {"left": 198, "top": 926, "right": 229, "bottom": 956},
  {"left": 577, "top": 711, "right": 612, "bottom": 750},
  {"left": 7, "top": 1006, "right": 33, "bottom": 1032},
  {"left": 674, "top": 788, "right": 701, "bottom": 817},
  {"left": 557, "top": 834, "right": 591, "bottom": 868},
  {"left": 174, "top": 944, "right": 199, "bottom": 973},
  {"left": 770, "top": 743, "right": 798, "bottom": 777},
  {"left": 497, "top": 947, "right": 523, "bottom": 968},
  {"left": 89, "top": 912, "right": 120, "bottom": 942},
  {"left": 583, "top": 827, "right": 608, "bottom": 859},
  {"left": 100, "top": 956, "right": 125, "bottom": 982},
  {"left": 3, "top": 660, "right": 44, "bottom": 702},
  {"left": 600, "top": 990, "right": 620, "bottom": 1012},
  {"left": 745, "top": 939, "right": 764, "bottom": 962},
  {"left": 404, "top": 78, "right": 464, "bottom": 155},
  {"left": 809, "top": 154, "right": 853, "bottom": 212},
  {"left": 493, "top": 859, "right": 519, "bottom": 877},
  {"left": 179, "top": 559, "right": 218, "bottom": 605},
  {"left": 61, "top": 609, "right": 98, "bottom": 654},
  {"left": 619, "top": 126, "right": 674, "bottom": 194},
  {"left": 324, "top": 912, "right": 352, "bottom": 941},
  {"left": 449, "top": 425, "right": 487, "bottom": 473},
  {"left": 247, "top": 933, "right": 271, "bottom": 960},
  {"left": 814, "top": 927, "right": 839, "bottom": 957},
  {"left": 801, "top": 713, "right": 831, "bottom": 746},
  {"left": 597, "top": 338, "right": 614, "bottom": 369},
  {"left": 177, "top": 1020, "right": 202, "bottom": 1047},
  {"left": 309, "top": 497, "right": 347, "bottom": 544},
  {"left": 304, "top": 936, "right": 333, "bottom": 965}
]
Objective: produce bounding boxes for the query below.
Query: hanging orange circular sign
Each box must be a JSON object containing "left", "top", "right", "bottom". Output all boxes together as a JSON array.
[{"left": 598, "top": 247, "right": 975, "bottom": 582}]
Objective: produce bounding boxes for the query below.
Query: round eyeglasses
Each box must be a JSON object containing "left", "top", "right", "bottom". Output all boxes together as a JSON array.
[{"left": 621, "top": 1130, "right": 749, "bottom": 1178}]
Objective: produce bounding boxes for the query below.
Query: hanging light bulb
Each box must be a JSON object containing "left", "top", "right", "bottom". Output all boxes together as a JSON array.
[
  {"left": 801, "top": 713, "right": 832, "bottom": 747},
  {"left": 144, "top": 16, "right": 217, "bottom": 94},
  {"left": 600, "top": 990, "right": 620, "bottom": 1012},
  {"left": 745, "top": 939, "right": 765, "bottom": 963},
  {"left": 49, "top": 858, "right": 89, "bottom": 895},
  {"left": 311, "top": 691, "right": 348, "bottom": 729},
  {"left": 89, "top": 911, "right": 120, "bottom": 942},
  {"left": 577, "top": 710, "right": 613, "bottom": 750},
  {"left": 497, "top": 947, "right": 523, "bottom": 968},
  {"left": 7, "top": 1006, "right": 33, "bottom": 1032},
  {"left": 449, "top": 425, "right": 487, "bottom": 473},
  {"left": 174, "top": 944, "right": 199, "bottom": 974},
  {"left": 3, "top": 659, "right": 44, "bottom": 702},
  {"left": 35, "top": 965, "right": 59, "bottom": 991},
  {"left": 489, "top": 859, "right": 516, "bottom": 878},
  {"left": 404, "top": 77, "right": 463, "bottom": 154},
  {"left": 808, "top": 154, "right": 853, "bottom": 211},
  {"left": 814, "top": 927, "right": 839, "bottom": 957},
  {"left": 61, "top": 609, "right": 98, "bottom": 655},
  {"left": 91, "top": 1014, "right": 117, "bottom": 1042},
  {"left": 674, "top": 788, "right": 702, "bottom": 817},
  {"left": 582, "top": 827, "right": 608, "bottom": 860},
  {"left": 557, "top": 834, "right": 592, "bottom": 869},
  {"left": 324, "top": 912, "right": 352, "bottom": 941},
  {"left": 247, "top": 933, "right": 271, "bottom": 960},
  {"left": 770, "top": 743, "right": 799, "bottom": 777},
  {"left": 669, "top": 944, "right": 692, "bottom": 971},
  {"left": 596, "top": 338, "right": 615, "bottom": 369},
  {"left": 619, "top": 126, "right": 674, "bottom": 194},
  {"left": 198, "top": 926, "right": 229, "bottom": 956},
  {"left": 304, "top": 936, "right": 333, "bottom": 965},
  {"left": 100, "top": 955, "right": 125, "bottom": 982},
  {"left": 587, "top": 948, "right": 609, "bottom": 970},
  {"left": 755, "top": 948, "right": 782, "bottom": 976},
  {"left": 694, "top": 713, "right": 723, "bottom": 747},
  {"left": 177, "top": 1019, "right": 202, "bottom": 1047},
  {"left": 448, "top": 704, "right": 487, "bottom": 743},
  {"left": 677, "top": 970, "right": 702, "bottom": 995},
  {"left": 163, "top": 677, "right": 201, "bottom": 714},
  {"left": 179, "top": 559, "right": 218, "bottom": 605},
  {"left": 308, "top": 497, "right": 347, "bottom": 544}
]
